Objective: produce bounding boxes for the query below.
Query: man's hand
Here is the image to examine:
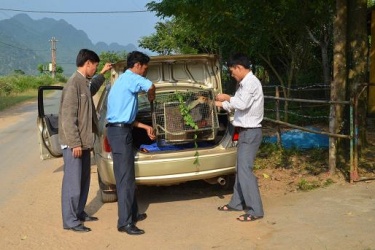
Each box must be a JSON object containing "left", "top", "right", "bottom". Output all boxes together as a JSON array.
[
  {"left": 100, "top": 62, "right": 113, "bottom": 75},
  {"left": 215, "top": 101, "right": 223, "bottom": 108},
  {"left": 145, "top": 125, "right": 156, "bottom": 141},
  {"left": 134, "top": 121, "right": 156, "bottom": 140},
  {"left": 72, "top": 146, "right": 82, "bottom": 158},
  {"left": 216, "top": 93, "right": 230, "bottom": 102}
]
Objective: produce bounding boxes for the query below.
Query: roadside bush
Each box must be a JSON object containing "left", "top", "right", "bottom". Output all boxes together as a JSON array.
[
  {"left": 0, "top": 75, "right": 62, "bottom": 96},
  {"left": 0, "top": 81, "right": 15, "bottom": 96},
  {"left": 55, "top": 73, "right": 68, "bottom": 83}
]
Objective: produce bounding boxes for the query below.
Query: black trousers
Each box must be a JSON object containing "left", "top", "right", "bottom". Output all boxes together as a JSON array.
[{"left": 107, "top": 126, "right": 138, "bottom": 228}]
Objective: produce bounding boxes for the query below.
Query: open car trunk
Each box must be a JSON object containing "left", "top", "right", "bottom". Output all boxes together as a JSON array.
[{"left": 109, "top": 54, "right": 230, "bottom": 153}]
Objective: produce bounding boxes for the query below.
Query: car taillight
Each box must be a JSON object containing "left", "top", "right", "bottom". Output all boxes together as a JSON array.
[
  {"left": 103, "top": 136, "right": 112, "bottom": 152},
  {"left": 232, "top": 129, "right": 239, "bottom": 141}
]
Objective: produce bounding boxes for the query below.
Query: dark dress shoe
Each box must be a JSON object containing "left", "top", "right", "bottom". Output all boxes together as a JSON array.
[
  {"left": 134, "top": 213, "right": 147, "bottom": 222},
  {"left": 65, "top": 224, "right": 91, "bottom": 233},
  {"left": 80, "top": 215, "right": 98, "bottom": 222},
  {"left": 118, "top": 224, "right": 145, "bottom": 235}
]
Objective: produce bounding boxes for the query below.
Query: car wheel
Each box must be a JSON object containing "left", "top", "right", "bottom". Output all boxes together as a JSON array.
[
  {"left": 100, "top": 190, "right": 118, "bottom": 203},
  {"left": 97, "top": 172, "right": 118, "bottom": 203}
]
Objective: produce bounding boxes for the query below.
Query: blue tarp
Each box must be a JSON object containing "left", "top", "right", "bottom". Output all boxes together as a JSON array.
[
  {"left": 140, "top": 140, "right": 212, "bottom": 152},
  {"left": 263, "top": 126, "right": 329, "bottom": 149},
  {"left": 141, "top": 127, "right": 329, "bottom": 151}
]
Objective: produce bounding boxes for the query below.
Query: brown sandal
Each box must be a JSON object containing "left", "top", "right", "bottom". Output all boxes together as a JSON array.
[
  {"left": 217, "top": 204, "right": 239, "bottom": 211},
  {"left": 236, "top": 214, "right": 263, "bottom": 222}
]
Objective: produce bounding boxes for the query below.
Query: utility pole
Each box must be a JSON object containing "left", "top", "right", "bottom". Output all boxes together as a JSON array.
[{"left": 49, "top": 37, "right": 58, "bottom": 78}]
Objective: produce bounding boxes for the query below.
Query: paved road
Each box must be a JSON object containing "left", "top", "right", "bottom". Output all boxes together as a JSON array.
[
  {"left": 0, "top": 100, "right": 48, "bottom": 206},
  {"left": 0, "top": 100, "right": 375, "bottom": 250}
]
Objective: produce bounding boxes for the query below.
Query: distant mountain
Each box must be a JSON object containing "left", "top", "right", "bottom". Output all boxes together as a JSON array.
[{"left": 0, "top": 14, "right": 137, "bottom": 75}]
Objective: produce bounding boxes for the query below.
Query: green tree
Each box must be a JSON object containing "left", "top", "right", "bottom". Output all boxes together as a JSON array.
[
  {"left": 99, "top": 51, "right": 127, "bottom": 64},
  {"left": 139, "top": 20, "right": 178, "bottom": 55},
  {"left": 13, "top": 69, "right": 25, "bottom": 75},
  {"left": 56, "top": 65, "right": 64, "bottom": 74},
  {"left": 146, "top": 0, "right": 334, "bottom": 86},
  {"left": 139, "top": 18, "right": 217, "bottom": 55},
  {"left": 37, "top": 64, "right": 63, "bottom": 74},
  {"left": 146, "top": 0, "right": 335, "bottom": 121},
  {"left": 37, "top": 64, "right": 46, "bottom": 74},
  {"left": 98, "top": 51, "right": 127, "bottom": 78}
]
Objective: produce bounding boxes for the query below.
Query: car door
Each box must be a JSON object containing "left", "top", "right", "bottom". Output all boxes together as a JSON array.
[{"left": 37, "top": 86, "right": 63, "bottom": 160}]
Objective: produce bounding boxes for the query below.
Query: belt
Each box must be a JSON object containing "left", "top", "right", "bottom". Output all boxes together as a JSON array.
[
  {"left": 237, "top": 127, "right": 261, "bottom": 132},
  {"left": 106, "top": 122, "right": 132, "bottom": 128}
]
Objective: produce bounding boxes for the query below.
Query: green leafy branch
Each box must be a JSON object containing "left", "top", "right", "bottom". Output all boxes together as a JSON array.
[{"left": 176, "top": 92, "right": 200, "bottom": 167}]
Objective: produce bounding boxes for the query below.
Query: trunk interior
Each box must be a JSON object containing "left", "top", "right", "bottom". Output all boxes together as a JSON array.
[{"left": 133, "top": 89, "right": 228, "bottom": 153}]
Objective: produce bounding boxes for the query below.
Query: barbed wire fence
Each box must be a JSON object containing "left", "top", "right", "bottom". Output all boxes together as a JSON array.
[{"left": 262, "top": 84, "right": 359, "bottom": 182}]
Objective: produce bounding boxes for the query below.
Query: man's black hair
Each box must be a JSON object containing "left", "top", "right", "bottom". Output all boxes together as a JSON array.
[
  {"left": 127, "top": 51, "right": 150, "bottom": 69},
  {"left": 227, "top": 53, "right": 252, "bottom": 69},
  {"left": 76, "top": 49, "right": 100, "bottom": 67}
]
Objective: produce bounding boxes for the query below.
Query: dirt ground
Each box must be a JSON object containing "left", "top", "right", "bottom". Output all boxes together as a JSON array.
[
  {"left": 1, "top": 160, "right": 375, "bottom": 250},
  {"left": 1, "top": 100, "right": 375, "bottom": 250}
]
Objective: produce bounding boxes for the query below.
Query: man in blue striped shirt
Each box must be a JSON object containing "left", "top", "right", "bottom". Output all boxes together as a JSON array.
[{"left": 215, "top": 53, "right": 264, "bottom": 222}]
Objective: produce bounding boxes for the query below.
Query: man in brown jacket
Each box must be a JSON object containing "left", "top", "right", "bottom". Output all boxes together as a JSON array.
[{"left": 59, "top": 49, "right": 112, "bottom": 232}]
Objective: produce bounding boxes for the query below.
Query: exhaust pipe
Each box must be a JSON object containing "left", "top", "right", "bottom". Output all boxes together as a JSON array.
[
  {"left": 217, "top": 177, "right": 226, "bottom": 186},
  {"left": 204, "top": 176, "right": 227, "bottom": 186}
]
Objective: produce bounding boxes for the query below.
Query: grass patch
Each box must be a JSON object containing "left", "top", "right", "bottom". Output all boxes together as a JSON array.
[
  {"left": 0, "top": 74, "right": 66, "bottom": 112},
  {"left": 256, "top": 142, "right": 329, "bottom": 173},
  {"left": 297, "top": 178, "right": 335, "bottom": 191},
  {"left": 254, "top": 141, "right": 340, "bottom": 193},
  {"left": 297, "top": 179, "right": 320, "bottom": 191},
  {"left": 0, "top": 90, "right": 38, "bottom": 111},
  {"left": 323, "top": 178, "right": 335, "bottom": 187}
]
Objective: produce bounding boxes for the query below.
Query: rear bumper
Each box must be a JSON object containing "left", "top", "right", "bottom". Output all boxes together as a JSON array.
[{"left": 95, "top": 149, "right": 236, "bottom": 186}]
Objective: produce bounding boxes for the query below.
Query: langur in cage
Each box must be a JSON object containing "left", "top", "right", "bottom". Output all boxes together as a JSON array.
[{"left": 187, "top": 92, "right": 213, "bottom": 128}]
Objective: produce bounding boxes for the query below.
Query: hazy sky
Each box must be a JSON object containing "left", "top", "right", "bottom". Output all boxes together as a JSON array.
[{"left": 0, "top": 0, "right": 162, "bottom": 47}]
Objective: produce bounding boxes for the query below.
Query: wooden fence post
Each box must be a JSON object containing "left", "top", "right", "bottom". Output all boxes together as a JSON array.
[{"left": 275, "top": 86, "right": 281, "bottom": 148}]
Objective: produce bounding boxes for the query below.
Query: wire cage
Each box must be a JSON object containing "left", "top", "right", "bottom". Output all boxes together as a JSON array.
[{"left": 152, "top": 89, "right": 219, "bottom": 144}]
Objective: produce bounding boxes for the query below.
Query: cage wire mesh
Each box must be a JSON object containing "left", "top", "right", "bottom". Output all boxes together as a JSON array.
[{"left": 152, "top": 89, "right": 219, "bottom": 145}]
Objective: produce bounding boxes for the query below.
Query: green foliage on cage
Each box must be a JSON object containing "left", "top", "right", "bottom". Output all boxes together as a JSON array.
[{"left": 176, "top": 92, "right": 200, "bottom": 167}]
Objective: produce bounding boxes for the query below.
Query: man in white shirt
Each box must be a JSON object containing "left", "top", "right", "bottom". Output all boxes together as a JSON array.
[{"left": 215, "top": 53, "right": 264, "bottom": 222}]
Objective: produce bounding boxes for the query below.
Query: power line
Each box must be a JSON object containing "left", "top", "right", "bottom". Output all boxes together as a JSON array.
[
  {"left": 0, "top": 40, "right": 48, "bottom": 52},
  {"left": 58, "top": 62, "right": 75, "bottom": 65},
  {"left": 0, "top": 8, "right": 148, "bottom": 14}
]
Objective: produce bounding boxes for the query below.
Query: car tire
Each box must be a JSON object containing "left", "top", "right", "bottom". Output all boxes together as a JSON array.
[
  {"left": 100, "top": 190, "right": 118, "bottom": 203},
  {"left": 97, "top": 172, "right": 118, "bottom": 203}
]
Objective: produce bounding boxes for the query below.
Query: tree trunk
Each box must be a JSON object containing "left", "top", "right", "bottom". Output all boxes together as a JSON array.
[
  {"left": 330, "top": 0, "right": 348, "bottom": 174},
  {"left": 346, "top": 0, "right": 368, "bottom": 181},
  {"left": 321, "top": 27, "right": 331, "bottom": 100},
  {"left": 321, "top": 31, "right": 331, "bottom": 87}
]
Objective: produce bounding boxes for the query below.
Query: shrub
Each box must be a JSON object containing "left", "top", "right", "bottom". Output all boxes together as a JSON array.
[
  {"left": 0, "top": 75, "right": 61, "bottom": 96},
  {"left": 55, "top": 73, "right": 68, "bottom": 83},
  {"left": 297, "top": 179, "right": 320, "bottom": 191},
  {"left": 0, "top": 81, "right": 15, "bottom": 96}
]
